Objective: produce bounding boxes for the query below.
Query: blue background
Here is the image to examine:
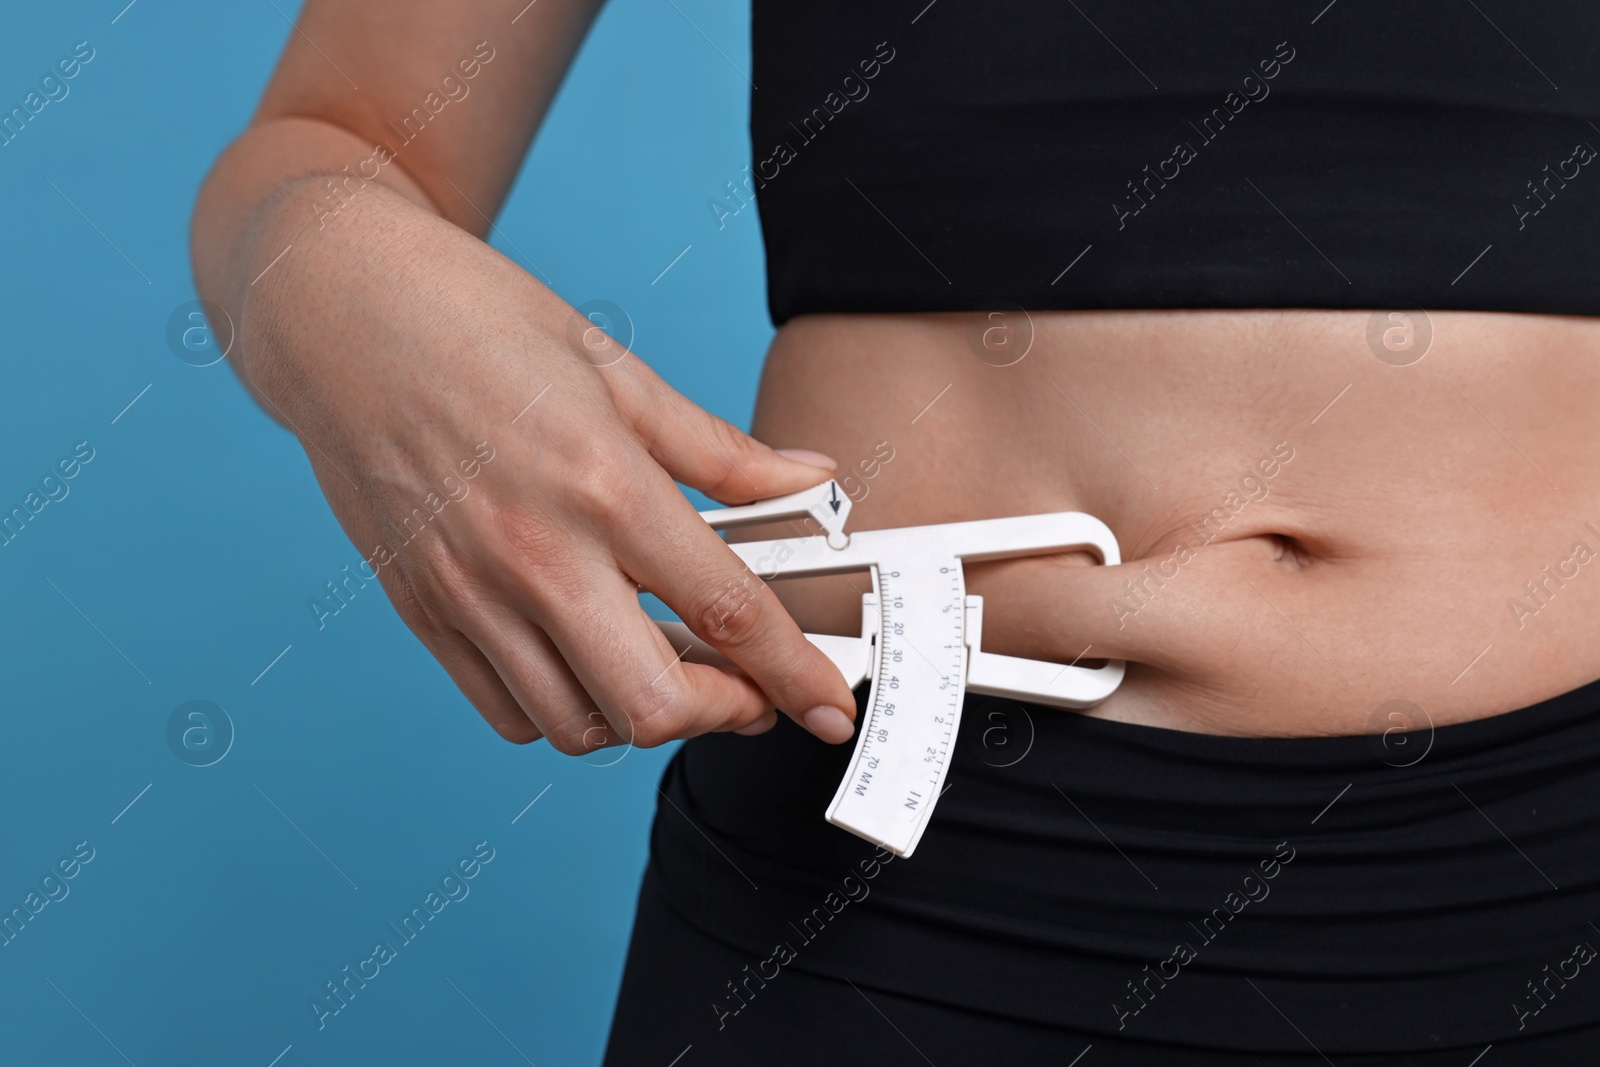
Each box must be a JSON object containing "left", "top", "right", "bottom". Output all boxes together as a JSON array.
[{"left": 0, "top": 2, "right": 769, "bottom": 1063}]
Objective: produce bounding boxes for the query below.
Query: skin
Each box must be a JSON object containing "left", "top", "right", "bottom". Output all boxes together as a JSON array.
[
  {"left": 754, "top": 312, "right": 1600, "bottom": 736},
  {"left": 193, "top": 0, "right": 1600, "bottom": 751}
]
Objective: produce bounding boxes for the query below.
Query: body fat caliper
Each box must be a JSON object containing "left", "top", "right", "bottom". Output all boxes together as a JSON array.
[{"left": 650, "top": 480, "right": 1125, "bottom": 858}]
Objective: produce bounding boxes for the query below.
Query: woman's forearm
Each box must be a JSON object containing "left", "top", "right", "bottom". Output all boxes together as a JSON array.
[
  {"left": 189, "top": 115, "right": 449, "bottom": 410},
  {"left": 184, "top": 0, "right": 860, "bottom": 753}
]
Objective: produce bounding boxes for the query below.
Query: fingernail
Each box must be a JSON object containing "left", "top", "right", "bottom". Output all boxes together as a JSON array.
[
  {"left": 775, "top": 447, "right": 838, "bottom": 470},
  {"left": 734, "top": 710, "right": 777, "bottom": 736},
  {"left": 803, "top": 705, "right": 855, "bottom": 744}
]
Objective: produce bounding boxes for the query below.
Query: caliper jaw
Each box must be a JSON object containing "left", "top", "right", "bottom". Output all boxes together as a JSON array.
[{"left": 961, "top": 596, "right": 1125, "bottom": 709}]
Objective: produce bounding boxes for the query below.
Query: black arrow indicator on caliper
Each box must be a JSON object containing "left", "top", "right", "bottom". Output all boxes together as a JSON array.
[{"left": 829, "top": 482, "right": 842, "bottom": 514}]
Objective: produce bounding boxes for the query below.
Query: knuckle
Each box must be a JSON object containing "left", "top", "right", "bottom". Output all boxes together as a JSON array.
[
  {"left": 485, "top": 510, "right": 596, "bottom": 622},
  {"left": 417, "top": 546, "right": 486, "bottom": 605},
  {"left": 693, "top": 572, "right": 767, "bottom": 648},
  {"left": 576, "top": 710, "right": 618, "bottom": 751},
  {"left": 544, "top": 431, "right": 639, "bottom": 518},
  {"left": 619, "top": 683, "right": 688, "bottom": 748},
  {"left": 403, "top": 575, "right": 494, "bottom": 647},
  {"left": 488, "top": 715, "right": 540, "bottom": 745},
  {"left": 377, "top": 562, "right": 447, "bottom": 635},
  {"left": 490, "top": 503, "right": 575, "bottom": 574},
  {"left": 542, "top": 714, "right": 596, "bottom": 756},
  {"left": 570, "top": 454, "right": 645, "bottom": 525}
]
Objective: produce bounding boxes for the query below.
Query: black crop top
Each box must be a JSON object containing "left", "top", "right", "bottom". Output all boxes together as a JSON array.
[{"left": 749, "top": 1, "right": 1600, "bottom": 325}]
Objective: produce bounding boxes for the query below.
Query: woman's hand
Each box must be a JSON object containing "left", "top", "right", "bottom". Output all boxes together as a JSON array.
[{"left": 234, "top": 182, "right": 860, "bottom": 751}]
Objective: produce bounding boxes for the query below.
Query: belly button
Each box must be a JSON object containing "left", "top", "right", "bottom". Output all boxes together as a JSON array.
[{"left": 1269, "top": 533, "right": 1313, "bottom": 571}]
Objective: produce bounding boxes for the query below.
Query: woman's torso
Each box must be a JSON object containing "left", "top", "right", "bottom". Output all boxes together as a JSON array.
[
  {"left": 744, "top": 309, "right": 1600, "bottom": 736},
  {"left": 740, "top": 2, "right": 1600, "bottom": 735}
]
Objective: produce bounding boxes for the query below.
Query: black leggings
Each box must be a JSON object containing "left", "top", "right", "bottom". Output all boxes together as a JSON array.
[{"left": 604, "top": 679, "right": 1600, "bottom": 1065}]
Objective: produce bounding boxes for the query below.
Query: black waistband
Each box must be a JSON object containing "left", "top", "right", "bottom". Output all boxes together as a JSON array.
[{"left": 649, "top": 676, "right": 1600, "bottom": 1054}]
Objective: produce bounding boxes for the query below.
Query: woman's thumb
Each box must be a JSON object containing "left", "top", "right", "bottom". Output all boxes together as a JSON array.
[{"left": 608, "top": 353, "right": 837, "bottom": 503}]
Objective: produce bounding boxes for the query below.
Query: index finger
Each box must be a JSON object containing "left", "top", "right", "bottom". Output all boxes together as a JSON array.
[{"left": 620, "top": 499, "right": 859, "bottom": 744}]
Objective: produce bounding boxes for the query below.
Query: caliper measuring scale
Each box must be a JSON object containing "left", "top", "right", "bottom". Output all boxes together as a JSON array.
[{"left": 653, "top": 479, "right": 1125, "bottom": 858}]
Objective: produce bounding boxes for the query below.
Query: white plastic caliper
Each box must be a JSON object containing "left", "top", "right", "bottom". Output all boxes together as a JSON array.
[{"left": 651, "top": 480, "right": 1125, "bottom": 858}]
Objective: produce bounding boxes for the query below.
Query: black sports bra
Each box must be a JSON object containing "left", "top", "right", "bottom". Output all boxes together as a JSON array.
[{"left": 749, "top": 1, "right": 1600, "bottom": 325}]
